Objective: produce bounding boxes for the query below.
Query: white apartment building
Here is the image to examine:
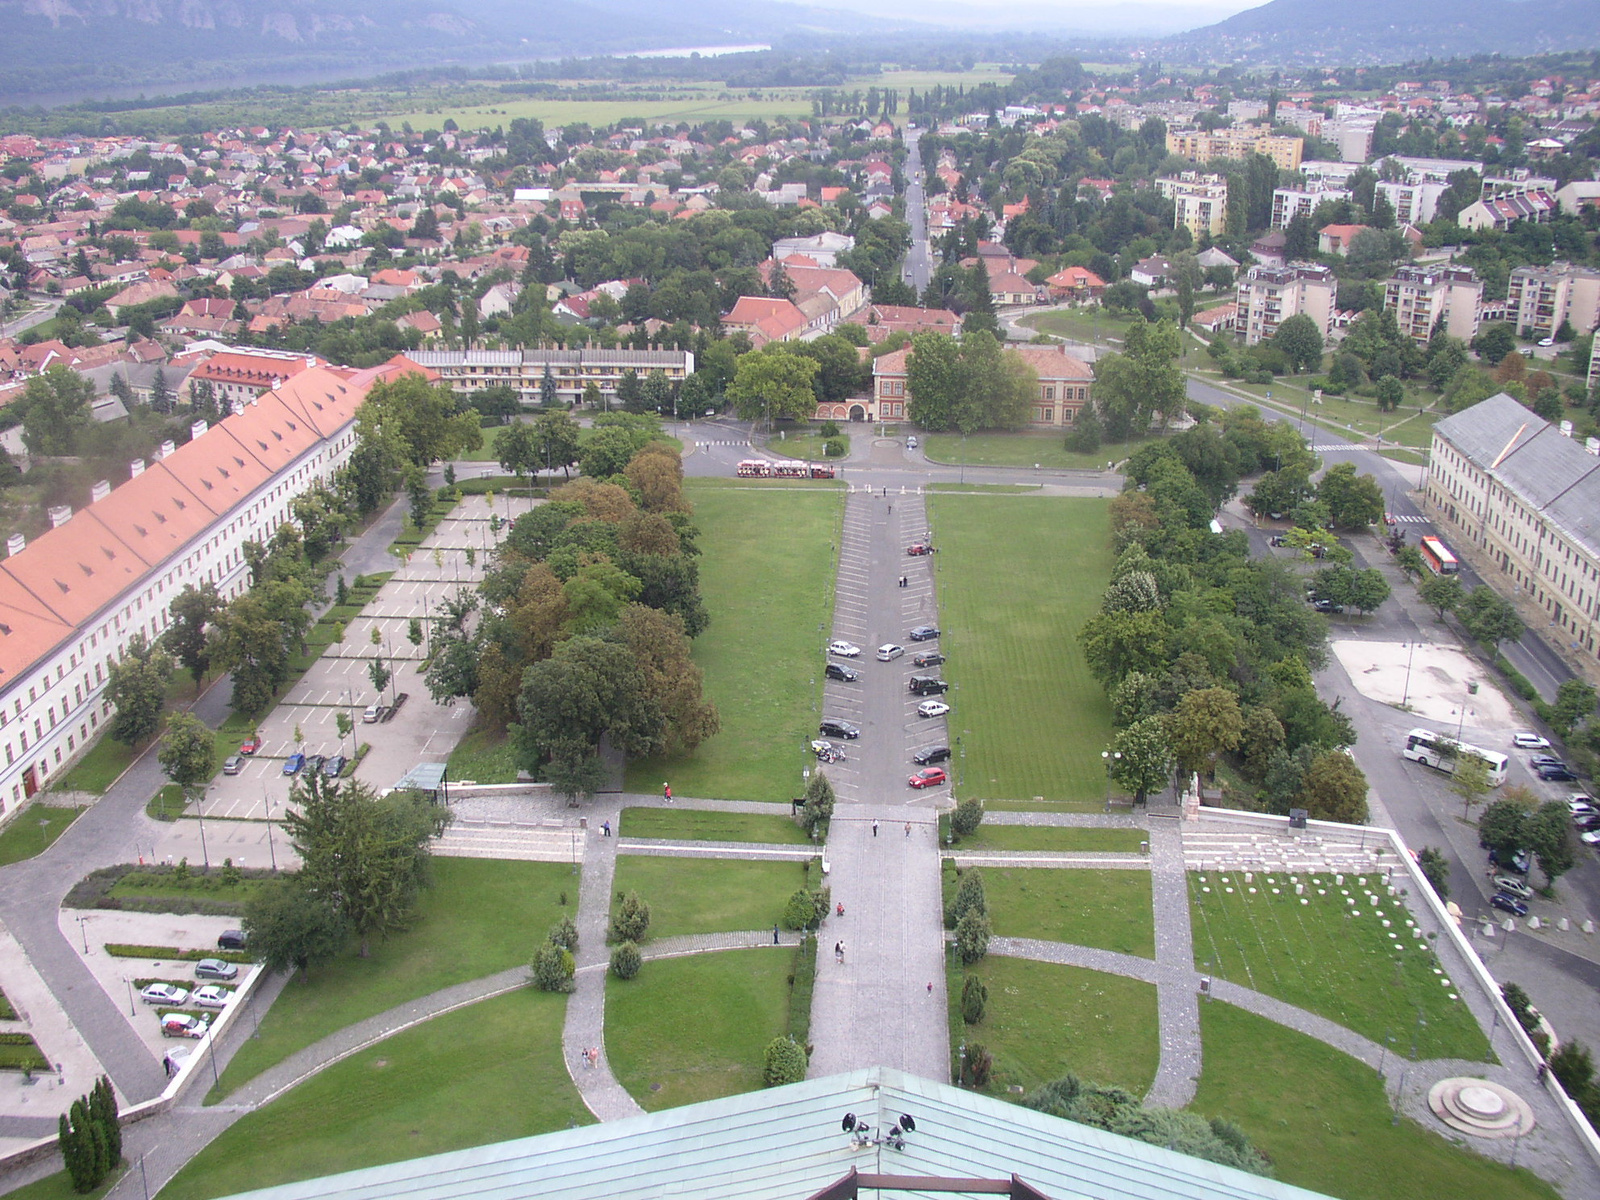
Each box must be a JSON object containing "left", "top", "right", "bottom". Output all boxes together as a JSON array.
[
  {"left": 1505, "top": 264, "right": 1600, "bottom": 340},
  {"left": 1271, "top": 185, "right": 1352, "bottom": 230},
  {"left": 1383, "top": 264, "right": 1483, "bottom": 345},
  {"left": 1375, "top": 180, "right": 1449, "bottom": 226},
  {"left": 0, "top": 362, "right": 398, "bottom": 819},
  {"left": 1234, "top": 263, "right": 1337, "bottom": 346},
  {"left": 1426, "top": 394, "right": 1600, "bottom": 673},
  {"left": 407, "top": 348, "right": 694, "bottom": 405},
  {"left": 1156, "top": 172, "right": 1229, "bottom": 238}
]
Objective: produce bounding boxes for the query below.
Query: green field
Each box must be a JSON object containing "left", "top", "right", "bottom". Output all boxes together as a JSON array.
[
  {"left": 953, "top": 957, "right": 1159, "bottom": 1096},
  {"left": 610, "top": 855, "right": 803, "bottom": 939},
  {"left": 211, "top": 859, "right": 574, "bottom": 1099},
  {"left": 946, "top": 823, "right": 1146, "bottom": 853},
  {"left": 764, "top": 429, "right": 846, "bottom": 462},
  {"left": 0, "top": 805, "right": 83, "bottom": 865},
  {"left": 1191, "top": 367, "right": 1444, "bottom": 451},
  {"left": 929, "top": 496, "right": 1115, "bottom": 805},
  {"left": 391, "top": 91, "right": 817, "bottom": 135},
  {"left": 164, "top": 989, "right": 586, "bottom": 1200},
  {"left": 607, "top": 948, "right": 791, "bottom": 1111},
  {"left": 1189, "top": 871, "right": 1489, "bottom": 1061},
  {"left": 1196, "top": 1003, "right": 1559, "bottom": 1200},
  {"left": 446, "top": 723, "right": 522, "bottom": 784},
  {"left": 983, "top": 868, "right": 1155, "bottom": 958},
  {"left": 625, "top": 479, "right": 843, "bottom": 801},
  {"left": 618, "top": 807, "right": 813, "bottom": 845},
  {"left": 920, "top": 431, "right": 1140, "bottom": 471}
]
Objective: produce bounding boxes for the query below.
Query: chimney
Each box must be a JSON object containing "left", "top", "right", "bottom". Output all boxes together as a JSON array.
[
  {"left": 48, "top": 505, "right": 72, "bottom": 528},
  {"left": 6, "top": 534, "right": 24, "bottom": 557},
  {"left": 1588, "top": 438, "right": 1600, "bottom": 457},
  {"left": 130, "top": 458, "right": 145, "bottom": 477},
  {"left": 191, "top": 420, "right": 208, "bottom": 441},
  {"left": 90, "top": 480, "right": 111, "bottom": 504},
  {"left": 160, "top": 440, "right": 176, "bottom": 459},
  {"left": 1560, "top": 420, "right": 1574, "bottom": 438}
]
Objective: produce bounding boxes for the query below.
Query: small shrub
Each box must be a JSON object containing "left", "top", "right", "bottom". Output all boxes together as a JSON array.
[
  {"left": 219, "top": 859, "right": 242, "bottom": 887},
  {"left": 530, "top": 942, "right": 575, "bottom": 992},
  {"left": 824, "top": 437, "right": 848, "bottom": 458},
  {"left": 945, "top": 868, "right": 987, "bottom": 929},
  {"left": 609, "top": 891, "right": 651, "bottom": 944},
  {"left": 819, "top": 420, "right": 841, "bottom": 438},
  {"left": 962, "top": 1041, "right": 994, "bottom": 1087},
  {"left": 961, "top": 972, "right": 988, "bottom": 1024},
  {"left": 763, "top": 1036, "right": 808, "bottom": 1086},
  {"left": 548, "top": 914, "right": 578, "bottom": 952},
  {"left": 783, "top": 888, "right": 821, "bottom": 931},
  {"left": 609, "top": 940, "right": 642, "bottom": 981},
  {"left": 951, "top": 798, "right": 984, "bottom": 839},
  {"left": 955, "top": 910, "right": 991, "bottom": 964}
]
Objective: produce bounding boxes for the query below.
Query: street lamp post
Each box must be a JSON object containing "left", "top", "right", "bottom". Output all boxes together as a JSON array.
[
  {"left": 1101, "top": 749, "right": 1122, "bottom": 811},
  {"left": 75, "top": 915, "right": 88, "bottom": 953},
  {"left": 195, "top": 788, "right": 211, "bottom": 870}
]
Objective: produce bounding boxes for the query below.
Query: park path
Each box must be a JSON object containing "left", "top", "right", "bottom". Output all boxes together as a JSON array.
[{"left": 1145, "top": 821, "right": 1202, "bottom": 1108}]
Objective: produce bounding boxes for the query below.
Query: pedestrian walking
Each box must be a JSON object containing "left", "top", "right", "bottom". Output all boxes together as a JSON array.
[
  {"left": 888, "top": 504, "right": 892, "bottom": 514},
  {"left": 663, "top": 782, "right": 672, "bottom": 802},
  {"left": 926, "top": 981, "right": 933, "bottom": 995},
  {"left": 601, "top": 819, "right": 610, "bottom": 837},
  {"left": 835, "top": 941, "right": 844, "bottom": 963},
  {"left": 872, "top": 819, "right": 879, "bottom": 837},
  {"left": 904, "top": 822, "right": 911, "bottom": 837},
  {"left": 773, "top": 924, "right": 780, "bottom": 944}
]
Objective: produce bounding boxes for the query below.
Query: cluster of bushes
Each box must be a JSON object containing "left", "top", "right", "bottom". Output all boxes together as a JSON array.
[
  {"left": 944, "top": 867, "right": 990, "bottom": 965},
  {"left": 59, "top": 1076, "right": 121, "bottom": 1193},
  {"left": 531, "top": 914, "right": 579, "bottom": 992},
  {"left": 64, "top": 861, "right": 276, "bottom": 917}
]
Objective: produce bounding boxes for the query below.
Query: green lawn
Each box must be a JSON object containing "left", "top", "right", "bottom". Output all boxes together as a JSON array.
[
  {"left": 947, "top": 824, "right": 1146, "bottom": 853},
  {"left": 983, "top": 868, "right": 1155, "bottom": 958},
  {"left": 619, "top": 807, "right": 813, "bottom": 845},
  {"left": 764, "top": 429, "right": 847, "bottom": 462},
  {"left": 446, "top": 723, "right": 522, "bottom": 784},
  {"left": 921, "top": 432, "right": 1143, "bottom": 471},
  {"left": 211, "top": 858, "right": 574, "bottom": 1099},
  {"left": 930, "top": 496, "right": 1115, "bottom": 806},
  {"left": 610, "top": 855, "right": 803, "bottom": 940},
  {"left": 0, "top": 805, "right": 83, "bottom": 865},
  {"left": 1189, "top": 871, "right": 1489, "bottom": 1061},
  {"left": 1196, "top": 1003, "right": 1559, "bottom": 1200},
  {"left": 53, "top": 735, "right": 137, "bottom": 794},
  {"left": 625, "top": 480, "right": 843, "bottom": 801},
  {"left": 0, "top": 1171, "right": 119, "bottom": 1200},
  {"left": 607, "top": 948, "right": 791, "bottom": 1111},
  {"left": 460, "top": 423, "right": 511, "bottom": 462},
  {"left": 954, "top": 957, "right": 1159, "bottom": 1097},
  {"left": 164, "top": 989, "right": 586, "bottom": 1200},
  {"left": 1191, "top": 368, "right": 1443, "bottom": 451}
]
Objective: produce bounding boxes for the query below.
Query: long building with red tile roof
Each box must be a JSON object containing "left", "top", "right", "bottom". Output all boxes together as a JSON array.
[{"left": 0, "top": 358, "right": 422, "bottom": 817}]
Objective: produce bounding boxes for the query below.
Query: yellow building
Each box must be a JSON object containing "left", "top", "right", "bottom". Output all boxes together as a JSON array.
[
  {"left": 1166, "top": 127, "right": 1304, "bottom": 172},
  {"left": 1156, "top": 172, "right": 1229, "bottom": 238}
]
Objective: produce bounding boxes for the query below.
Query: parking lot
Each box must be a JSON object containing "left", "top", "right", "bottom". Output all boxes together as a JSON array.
[{"left": 154, "top": 492, "right": 542, "bottom": 865}]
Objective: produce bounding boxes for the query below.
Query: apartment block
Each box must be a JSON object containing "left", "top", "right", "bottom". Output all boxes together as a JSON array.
[
  {"left": 1156, "top": 172, "right": 1229, "bottom": 238},
  {"left": 1375, "top": 180, "right": 1449, "bottom": 226},
  {"left": 1234, "top": 263, "right": 1337, "bottom": 346},
  {"left": 1165, "top": 127, "right": 1304, "bottom": 172},
  {"left": 1271, "top": 185, "right": 1351, "bottom": 230},
  {"left": 1383, "top": 264, "right": 1483, "bottom": 345},
  {"left": 407, "top": 347, "right": 694, "bottom": 404},
  {"left": 1505, "top": 264, "right": 1600, "bottom": 340}
]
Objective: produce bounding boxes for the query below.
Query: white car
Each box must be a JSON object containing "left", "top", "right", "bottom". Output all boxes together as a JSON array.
[
  {"left": 828, "top": 640, "right": 861, "bottom": 658},
  {"left": 1567, "top": 796, "right": 1597, "bottom": 817},
  {"left": 877, "top": 644, "right": 905, "bottom": 662},
  {"left": 141, "top": 983, "right": 190, "bottom": 1006},
  {"left": 1512, "top": 732, "right": 1551, "bottom": 750},
  {"left": 192, "top": 985, "right": 232, "bottom": 1009},
  {"left": 916, "top": 699, "right": 951, "bottom": 718},
  {"left": 1537, "top": 337, "right": 1556, "bottom": 348},
  {"left": 1582, "top": 830, "right": 1600, "bottom": 846},
  {"left": 1492, "top": 875, "right": 1534, "bottom": 900},
  {"left": 906, "top": 436, "right": 919, "bottom": 449}
]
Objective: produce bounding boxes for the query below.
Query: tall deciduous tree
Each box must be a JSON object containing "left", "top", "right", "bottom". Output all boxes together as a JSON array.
[
  {"left": 1525, "top": 800, "right": 1576, "bottom": 889},
  {"left": 243, "top": 884, "right": 349, "bottom": 974},
  {"left": 19, "top": 364, "right": 95, "bottom": 456},
  {"left": 1316, "top": 462, "right": 1385, "bottom": 529},
  {"left": 1111, "top": 717, "right": 1173, "bottom": 806},
  {"left": 1297, "top": 748, "right": 1369, "bottom": 824},
  {"left": 1091, "top": 318, "right": 1186, "bottom": 438},
  {"left": 614, "top": 604, "right": 720, "bottom": 755},
  {"left": 534, "top": 411, "right": 582, "bottom": 479},
  {"left": 726, "top": 351, "right": 820, "bottom": 425},
  {"left": 158, "top": 711, "right": 216, "bottom": 805},
  {"left": 106, "top": 633, "right": 173, "bottom": 747},
  {"left": 1272, "top": 313, "right": 1324, "bottom": 374},
  {"left": 163, "top": 582, "right": 220, "bottom": 692},
  {"left": 1165, "top": 687, "right": 1243, "bottom": 780}
]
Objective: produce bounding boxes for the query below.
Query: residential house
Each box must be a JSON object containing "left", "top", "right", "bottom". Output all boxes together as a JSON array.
[
  {"left": 1458, "top": 188, "right": 1557, "bottom": 232},
  {"left": 1044, "top": 267, "right": 1107, "bottom": 302},
  {"left": 1317, "top": 224, "right": 1368, "bottom": 256}
]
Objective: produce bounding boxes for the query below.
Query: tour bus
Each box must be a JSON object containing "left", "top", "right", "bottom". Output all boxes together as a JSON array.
[
  {"left": 1419, "top": 536, "right": 1459, "bottom": 576},
  {"left": 736, "top": 460, "right": 835, "bottom": 479},
  {"left": 1401, "top": 728, "right": 1508, "bottom": 787}
]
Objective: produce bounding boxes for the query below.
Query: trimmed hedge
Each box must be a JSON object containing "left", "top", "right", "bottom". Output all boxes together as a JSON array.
[
  {"left": 104, "top": 944, "right": 255, "bottom": 963},
  {"left": 0, "top": 1033, "right": 49, "bottom": 1072}
]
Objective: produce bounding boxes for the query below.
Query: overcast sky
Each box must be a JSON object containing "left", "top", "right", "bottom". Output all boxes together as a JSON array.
[{"left": 818, "top": 0, "right": 1263, "bottom": 35}]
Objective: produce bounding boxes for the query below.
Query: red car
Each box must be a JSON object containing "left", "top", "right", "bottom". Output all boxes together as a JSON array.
[
  {"left": 909, "top": 767, "right": 947, "bottom": 789},
  {"left": 907, "top": 543, "right": 932, "bottom": 556},
  {"left": 238, "top": 735, "right": 262, "bottom": 755}
]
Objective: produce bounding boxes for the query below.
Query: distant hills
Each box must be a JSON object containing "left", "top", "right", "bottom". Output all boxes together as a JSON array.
[{"left": 1166, "top": 0, "right": 1600, "bottom": 65}]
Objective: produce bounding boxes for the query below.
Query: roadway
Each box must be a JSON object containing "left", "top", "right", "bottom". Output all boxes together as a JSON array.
[{"left": 901, "top": 128, "right": 933, "bottom": 296}]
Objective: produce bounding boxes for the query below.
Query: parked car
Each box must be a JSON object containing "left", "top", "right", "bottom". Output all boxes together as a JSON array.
[
  {"left": 877, "top": 644, "right": 905, "bottom": 662},
  {"left": 811, "top": 740, "right": 846, "bottom": 763},
  {"left": 909, "top": 676, "right": 949, "bottom": 696},
  {"left": 906, "top": 436, "right": 919, "bottom": 449},
  {"left": 304, "top": 753, "right": 326, "bottom": 774},
  {"left": 362, "top": 703, "right": 383, "bottom": 723},
  {"left": 238, "top": 735, "right": 262, "bottom": 755},
  {"left": 192, "top": 985, "right": 232, "bottom": 1009},
  {"left": 909, "top": 767, "right": 947, "bottom": 789},
  {"left": 908, "top": 624, "right": 940, "bottom": 642},
  {"left": 282, "top": 753, "right": 305, "bottom": 776},
  {"left": 160, "top": 1014, "right": 210, "bottom": 1039},
  {"left": 916, "top": 699, "right": 951, "bottom": 719},
  {"left": 140, "top": 983, "right": 190, "bottom": 1006},
  {"left": 1493, "top": 875, "right": 1534, "bottom": 900},
  {"left": 1529, "top": 755, "right": 1564, "bottom": 769},
  {"left": 1491, "top": 893, "right": 1530, "bottom": 917},
  {"left": 912, "top": 651, "right": 945, "bottom": 668},
  {"left": 194, "top": 958, "right": 239, "bottom": 981},
  {"left": 1488, "top": 847, "right": 1533, "bottom": 874},
  {"left": 1583, "top": 829, "right": 1600, "bottom": 847},
  {"left": 1572, "top": 815, "right": 1600, "bottom": 832},
  {"left": 825, "top": 662, "right": 860, "bottom": 682},
  {"left": 217, "top": 929, "right": 248, "bottom": 950},
  {"left": 222, "top": 755, "right": 244, "bottom": 776},
  {"left": 828, "top": 640, "right": 862, "bottom": 658},
  {"left": 323, "top": 754, "right": 347, "bottom": 778},
  {"left": 1569, "top": 795, "right": 1597, "bottom": 816},
  {"left": 906, "top": 543, "right": 932, "bottom": 556},
  {"left": 912, "top": 745, "right": 952, "bottom": 766},
  {"left": 819, "top": 718, "right": 860, "bottom": 740},
  {"left": 1538, "top": 763, "right": 1579, "bottom": 782},
  {"left": 1513, "top": 732, "right": 1552, "bottom": 750},
  {"left": 1310, "top": 598, "right": 1344, "bottom": 614}
]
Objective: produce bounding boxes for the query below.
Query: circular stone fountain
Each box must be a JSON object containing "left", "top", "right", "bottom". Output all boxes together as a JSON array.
[{"left": 1427, "top": 1077, "right": 1536, "bottom": 1138}]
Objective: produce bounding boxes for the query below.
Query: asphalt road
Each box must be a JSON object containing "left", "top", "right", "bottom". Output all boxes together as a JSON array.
[{"left": 901, "top": 128, "right": 932, "bottom": 296}]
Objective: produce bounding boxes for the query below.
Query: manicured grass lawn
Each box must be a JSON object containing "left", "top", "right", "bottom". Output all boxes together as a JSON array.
[
  {"left": 946, "top": 823, "right": 1146, "bottom": 853},
  {"left": 1192, "top": 367, "right": 1443, "bottom": 451},
  {"left": 619, "top": 807, "right": 813, "bottom": 845},
  {"left": 53, "top": 735, "right": 137, "bottom": 794},
  {"left": 610, "top": 855, "right": 803, "bottom": 940},
  {"left": 982, "top": 867, "right": 1154, "bottom": 958},
  {"left": 0, "top": 805, "right": 83, "bottom": 865},
  {"left": 764, "top": 428, "right": 847, "bottom": 462},
  {"left": 460, "top": 423, "right": 511, "bottom": 462},
  {"left": 164, "top": 989, "right": 586, "bottom": 1200},
  {"left": 953, "top": 957, "right": 1158, "bottom": 1096},
  {"left": 0, "top": 1171, "right": 119, "bottom": 1200},
  {"left": 1189, "top": 870, "right": 1489, "bottom": 1061},
  {"left": 211, "top": 859, "right": 574, "bottom": 1099},
  {"left": 607, "top": 948, "right": 790, "bottom": 1111},
  {"left": 625, "top": 480, "right": 843, "bottom": 802},
  {"left": 921, "top": 432, "right": 1141, "bottom": 471},
  {"left": 1196, "top": 1002, "right": 1559, "bottom": 1200},
  {"left": 929, "top": 496, "right": 1115, "bottom": 806},
  {"left": 447, "top": 723, "right": 522, "bottom": 784},
  {"left": 1020, "top": 308, "right": 1141, "bottom": 345}
]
